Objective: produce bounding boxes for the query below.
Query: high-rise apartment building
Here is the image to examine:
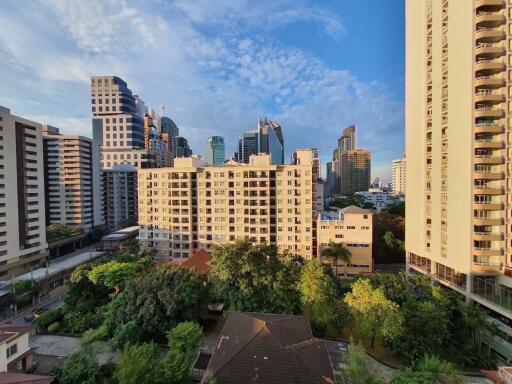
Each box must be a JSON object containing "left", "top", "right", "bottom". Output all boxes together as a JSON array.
[
  {"left": 42, "top": 126, "right": 94, "bottom": 231},
  {"left": 340, "top": 150, "right": 371, "bottom": 195},
  {"left": 328, "top": 125, "right": 370, "bottom": 195},
  {"left": 161, "top": 116, "right": 179, "bottom": 157},
  {"left": 138, "top": 149, "right": 319, "bottom": 262},
  {"left": 205, "top": 136, "right": 225, "bottom": 165},
  {"left": 406, "top": 0, "right": 512, "bottom": 360},
  {"left": 237, "top": 119, "right": 285, "bottom": 165},
  {"left": 392, "top": 156, "right": 406, "bottom": 194},
  {"left": 0, "top": 107, "right": 48, "bottom": 278},
  {"left": 102, "top": 165, "right": 138, "bottom": 230}
]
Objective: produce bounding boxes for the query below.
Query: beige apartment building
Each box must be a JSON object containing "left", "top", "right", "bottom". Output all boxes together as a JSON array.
[
  {"left": 0, "top": 107, "right": 48, "bottom": 278},
  {"left": 406, "top": 0, "right": 512, "bottom": 361},
  {"left": 43, "top": 126, "right": 93, "bottom": 231},
  {"left": 317, "top": 206, "right": 373, "bottom": 277},
  {"left": 138, "top": 149, "right": 320, "bottom": 261},
  {"left": 392, "top": 156, "right": 406, "bottom": 194}
]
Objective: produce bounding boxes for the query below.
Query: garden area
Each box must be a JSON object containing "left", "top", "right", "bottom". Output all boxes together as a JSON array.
[{"left": 38, "top": 239, "right": 497, "bottom": 383}]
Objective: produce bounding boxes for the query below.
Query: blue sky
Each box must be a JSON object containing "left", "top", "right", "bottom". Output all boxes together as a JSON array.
[{"left": 0, "top": 0, "right": 404, "bottom": 181}]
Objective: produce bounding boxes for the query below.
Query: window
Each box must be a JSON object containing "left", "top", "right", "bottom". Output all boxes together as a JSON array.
[{"left": 6, "top": 344, "right": 17, "bottom": 358}]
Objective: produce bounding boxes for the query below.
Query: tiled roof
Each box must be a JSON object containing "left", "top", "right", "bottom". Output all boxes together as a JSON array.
[
  {"left": 0, "top": 325, "right": 33, "bottom": 344},
  {"left": 339, "top": 205, "right": 371, "bottom": 214},
  {"left": 0, "top": 372, "right": 54, "bottom": 384},
  {"left": 204, "top": 312, "right": 335, "bottom": 384},
  {"left": 179, "top": 249, "right": 212, "bottom": 273}
]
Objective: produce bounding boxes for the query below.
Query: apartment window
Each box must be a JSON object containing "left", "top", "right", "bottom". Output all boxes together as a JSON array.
[{"left": 6, "top": 344, "right": 17, "bottom": 358}]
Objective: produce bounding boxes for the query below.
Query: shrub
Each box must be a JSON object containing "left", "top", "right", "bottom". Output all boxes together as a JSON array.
[
  {"left": 81, "top": 324, "right": 109, "bottom": 345},
  {"left": 35, "top": 308, "right": 63, "bottom": 329},
  {"left": 48, "top": 322, "right": 61, "bottom": 333}
]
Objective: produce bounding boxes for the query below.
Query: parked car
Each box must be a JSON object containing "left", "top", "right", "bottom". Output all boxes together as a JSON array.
[{"left": 24, "top": 307, "right": 48, "bottom": 322}]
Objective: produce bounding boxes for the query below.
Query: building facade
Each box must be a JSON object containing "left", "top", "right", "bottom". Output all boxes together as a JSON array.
[
  {"left": 317, "top": 206, "right": 373, "bottom": 278},
  {"left": 205, "top": 136, "right": 225, "bottom": 165},
  {"left": 176, "top": 137, "right": 192, "bottom": 158},
  {"left": 102, "top": 165, "right": 138, "bottom": 231},
  {"left": 138, "top": 149, "right": 320, "bottom": 262},
  {"left": 237, "top": 130, "right": 259, "bottom": 163},
  {"left": 0, "top": 107, "right": 48, "bottom": 279},
  {"left": 356, "top": 188, "right": 404, "bottom": 213},
  {"left": 406, "top": 0, "right": 512, "bottom": 361},
  {"left": 42, "top": 126, "right": 94, "bottom": 231},
  {"left": 237, "top": 119, "right": 284, "bottom": 165},
  {"left": 392, "top": 157, "right": 406, "bottom": 194},
  {"left": 340, "top": 150, "right": 371, "bottom": 195}
]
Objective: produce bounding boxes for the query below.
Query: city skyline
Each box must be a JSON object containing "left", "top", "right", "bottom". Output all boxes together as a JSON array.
[{"left": 0, "top": 0, "right": 404, "bottom": 181}]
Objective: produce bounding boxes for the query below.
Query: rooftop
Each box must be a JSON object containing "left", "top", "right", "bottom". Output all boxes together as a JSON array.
[
  {"left": 177, "top": 249, "right": 212, "bottom": 273},
  {"left": 204, "top": 312, "right": 335, "bottom": 384},
  {"left": 0, "top": 372, "right": 54, "bottom": 384}
]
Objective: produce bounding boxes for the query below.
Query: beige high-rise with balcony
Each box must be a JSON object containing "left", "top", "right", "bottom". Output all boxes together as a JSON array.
[
  {"left": 406, "top": 0, "right": 512, "bottom": 359},
  {"left": 138, "top": 149, "right": 320, "bottom": 261}
]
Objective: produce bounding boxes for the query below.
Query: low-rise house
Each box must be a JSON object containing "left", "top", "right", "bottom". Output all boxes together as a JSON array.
[
  {"left": 317, "top": 206, "right": 373, "bottom": 278},
  {"left": 202, "top": 312, "right": 335, "bottom": 384},
  {"left": 356, "top": 188, "right": 404, "bottom": 213},
  {"left": 0, "top": 325, "right": 36, "bottom": 373}
]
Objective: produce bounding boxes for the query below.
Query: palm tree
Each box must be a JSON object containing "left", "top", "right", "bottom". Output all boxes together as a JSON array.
[{"left": 321, "top": 241, "right": 351, "bottom": 277}]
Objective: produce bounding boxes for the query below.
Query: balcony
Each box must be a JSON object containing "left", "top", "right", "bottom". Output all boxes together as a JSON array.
[
  {"left": 473, "top": 202, "right": 503, "bottom": 210},
  {"left": 474, "top": 139, "right": 504, "bottom": 149},
  {"left": 474, "top": 107, "right": 504, "bottom": 119},
  {"left": 472, "top": 276, "right": 512, "bottom": 315},
  {"left": 476, "top": 45, "right": 505, "bottom": 61},
  {"left": 474, "top": 231, "right": 503, "bottom": 241},
  {"left": 475, "top": 0, "right": 505, "bottom": 9},
  {"left": 474, "top": 247, "right": 503, "bottom": 257},
  {"left": 474, "top": 123, "right": 503, "bottom": 134},
  {"left": 474, "top": 171, "right": 504, "bottom": 180},
  {"left": 474, "top": 155, "right": 504, "bottom": 164},
  {"left": 475, "top": 29, "right": 506, "bottom": 43},
  {"left": 476, "top": 12, "right": 506, "bottom": 28},
  {"left": 474, "top": 216, "right": 503, "bottom": 225},
  {"left": 475, "top": 90, "right": 504, "bottom": 103},
  {"left": 475, "top": 75, "right": 505, "bottom": 88},
  {"left": 475, "top": 59, "right": 506, "bottom": 73}
]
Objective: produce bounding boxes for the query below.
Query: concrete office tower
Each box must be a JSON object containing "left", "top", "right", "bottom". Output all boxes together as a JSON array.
[
  {"left": 258, "top": 118, "right": 284, "bottom": 165},
  {"left": 176, "top": 137, "right": 192, "bottom": 157},
  {"left": 238, "top": 130, "right": 259, "bottom": 163},
  {"left": 406, "top": 0, "right": 512, "bottom": 359},
  {"left": 102, "top": 165, "right": 138, "bottom": 230},
  {"left": 138, "top": 149, "right": 320, "bottom": 262},
  {"left": 205, "top": 136, "right": 225, "bottom": 165},
  {"left": 0, "top": 107, "right": 48, "bottom": 278},
  {"left": 237, "top": 119, "right": 285, "bottom": 165},
  {"left": 392, "top": 156, "right": 406, "bottom": 194},
  {"left": 42, "top": 126, "right": 93, "bottom": 231},
  {"left": 340, "top": 150, "right": 371, "bottom": 195}
]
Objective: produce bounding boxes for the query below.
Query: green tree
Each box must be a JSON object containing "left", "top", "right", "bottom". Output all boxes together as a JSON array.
[
  {"left": 342, "top": 340, "right": 385, "bottom": 384},
  {"left": 383, "top": 201, "right": 405, "bottom": 217},
  {"left": 321, "top": 241, "right": 351, "bottom": 277},
  {"left": 344, "top": 279, "right": 403, "bottom": 348},
  {"left": 391, "top": 355, "right": 462, "bottom": 384},
  {"left": 87, "top": 259, "right": 146, "bottom": 291},
  {"left": 55, "top": 348, "right": 102, "bottom": 384},
  {"left": 162, "top": 322, "right": 203, "bottom": 384},
  {"left": 373, "top": 212, "right": 405, "bottom": 264},
  {"left": 298, "top": 260, "right": 337, "bottom": 328},
  {"left": 208, "top": 239, "right": 300, "bottom": 314},
  {"left": 114, "top": 343, "right": 162, "bottom": 384},
  {"left": 127, "top": 239, "right": 141, "bottom": 256},
  {"left": 104, "top": 266, "right": 208, "bottom": 344}
]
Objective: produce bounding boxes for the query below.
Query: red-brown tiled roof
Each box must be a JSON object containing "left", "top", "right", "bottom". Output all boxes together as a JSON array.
[
  {"left": 204, "top": 312, "right": 335, "bottom": 384},
  {"left": 0, "top": 372, "right": 54, "bottom": 384},
  {"left": 179, "top": 249, "right": 212, "bottom": 273},
  {"left": 0, "top": 325, "right": 33, "bottom": 344}
]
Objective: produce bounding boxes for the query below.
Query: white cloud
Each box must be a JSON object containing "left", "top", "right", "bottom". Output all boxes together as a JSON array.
[{"left": 0, "top": 0, "right": 403, "bottom": 180}]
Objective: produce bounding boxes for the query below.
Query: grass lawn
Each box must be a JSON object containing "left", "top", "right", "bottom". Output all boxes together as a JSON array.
[{"left": 324, "top": 325, "right": 406, "bottom": 369}]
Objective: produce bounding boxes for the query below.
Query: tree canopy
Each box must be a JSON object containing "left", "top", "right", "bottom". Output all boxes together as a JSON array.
[
  {"left": 208, "top": 239, "right": 301, "bottom": 314},
  {"left": 344, "top": 279, "right": 403, "bottom": 348},
  {"left": 114, "top": 343, "right": 162, "bottom": 384}
]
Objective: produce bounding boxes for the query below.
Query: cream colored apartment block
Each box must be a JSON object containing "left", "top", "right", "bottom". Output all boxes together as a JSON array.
[
  {"left": 317, "top": 206, "right": 373, "bottom": 278},
  {"left": 406, "top": 0, "right": 512, "bottom": 360},
  {"left": 0, "top": 107, "right": 48, "bottom": 279},
  {"left": 43, "top": 126, "right": 94, "bottom": 231},
  {"left": 138, "top": 149, "right": 319, "bottom": 261},
  {"left": 392, "top": 157, "right": 406, "bottom": 194}
]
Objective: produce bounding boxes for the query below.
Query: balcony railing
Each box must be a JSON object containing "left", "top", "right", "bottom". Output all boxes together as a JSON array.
[{"left": 472, "top": 276, "right": 512, "bottom": 313}]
